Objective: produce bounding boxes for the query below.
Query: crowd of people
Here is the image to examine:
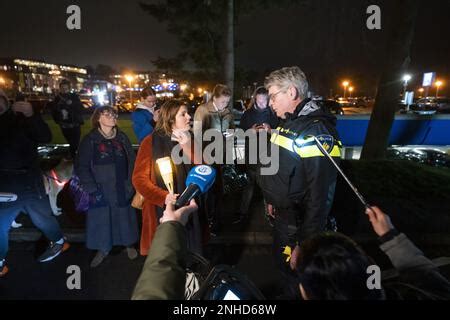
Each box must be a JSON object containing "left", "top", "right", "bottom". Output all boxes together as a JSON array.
[{"left": 1, "top": 66, "right": 450, "bottom": 300}]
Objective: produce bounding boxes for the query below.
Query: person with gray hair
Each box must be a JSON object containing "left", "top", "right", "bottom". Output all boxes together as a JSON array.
[{"left": 257, "top": 66, "right": 343, "bottom": 298}]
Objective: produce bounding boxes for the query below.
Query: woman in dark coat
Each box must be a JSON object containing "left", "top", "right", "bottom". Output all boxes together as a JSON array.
[{"left": 76, "top": 106, "right": 138, "bottom": 267}]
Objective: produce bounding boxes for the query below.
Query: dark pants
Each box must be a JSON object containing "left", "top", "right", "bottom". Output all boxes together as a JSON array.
[
  {"left": 272, "top": 208, "right": 301, "bottom": 299},
  {"left": 239, "top": 167, "right": 257, "bottom": 216},
  {"left": 0, "top": 197, "right": 63, "bottom": 260},
  {"left": 61, "top": 126, "right": 81, "bottom": 159},
  {"left": 207, "top": 166, "right": 224, "bottom": 231}
]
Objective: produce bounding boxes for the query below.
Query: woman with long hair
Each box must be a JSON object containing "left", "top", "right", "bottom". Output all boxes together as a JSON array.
[{"left": 133, "top": 99, "right": 203, "bottom": 256}]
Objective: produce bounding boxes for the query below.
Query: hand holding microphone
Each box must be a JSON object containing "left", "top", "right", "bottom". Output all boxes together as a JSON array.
[
  {"left": 175, "top": 165, "right": 216, "bottom": 209},
  {"left": 160, "top": 198, "right": 198, "bottom": 226}
]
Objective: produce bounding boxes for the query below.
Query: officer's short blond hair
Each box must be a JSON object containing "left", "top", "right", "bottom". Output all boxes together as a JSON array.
[{"left": 264, "top": 66, "right": 309, "bottom": 100}]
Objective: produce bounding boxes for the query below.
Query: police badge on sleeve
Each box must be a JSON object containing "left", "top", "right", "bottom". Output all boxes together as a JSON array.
[{"left": 315, "top": 134, "right": 334, "bottom": 153}]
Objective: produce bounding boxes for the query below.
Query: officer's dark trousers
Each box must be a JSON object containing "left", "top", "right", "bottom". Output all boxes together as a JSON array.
[
  {"left": 272, "top": 208, "right": 301, "bottom": 299},
  {"left": 239, "top": 167, "right": 256, "bottom": 216},
  {"left": 61, "top": 126, "right": 81, "bottom": 159}
]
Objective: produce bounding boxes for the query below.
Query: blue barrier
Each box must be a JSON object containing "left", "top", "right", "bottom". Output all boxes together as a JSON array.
[{"left": 336, "top": 114, "right": 450, "bottom": 146}]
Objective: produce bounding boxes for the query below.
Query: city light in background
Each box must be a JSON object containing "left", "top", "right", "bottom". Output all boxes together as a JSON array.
[
  {"left": 402, "top": 74, "right": 412, "bottom": 101},
  {"left": 435, "top": 80, "right": 443, "bottom": 97},
  {"left": 342, "top": 81, "right": 350, "bottom": 98},
  {"left": 348, "top": 86, "right": 354, "bottom": 98},
  {"left": 418, "top": 87, "right": 425, "bottom": 97},
  {"left": 125, "top": 74, "right": 134, "bottom": 102}
]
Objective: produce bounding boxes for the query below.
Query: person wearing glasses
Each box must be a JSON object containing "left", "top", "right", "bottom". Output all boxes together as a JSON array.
[
  {"left": 132, "top": 87, "right": 160, "bottom": 143},
  {"left": 257, "top": 67, "right": 342, "bottom": 299},
  {"left": 76, "top": 107, "right": 138, "bottom": 268}
]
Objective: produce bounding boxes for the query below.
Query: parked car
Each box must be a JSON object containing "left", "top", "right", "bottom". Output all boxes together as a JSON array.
[
  {"left": 387, "top": 147, "right": 450, "bottom": 168},
  {"left": 411, "top": 97, "right": 450, "bottom": 114},
  {"left": 314, "top": 99, "right": 345, "bottom": 115}
]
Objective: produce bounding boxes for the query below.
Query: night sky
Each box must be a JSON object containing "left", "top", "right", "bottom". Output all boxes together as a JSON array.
[{"left": 1, "top": 0, "right": 449, "bottom": 95}]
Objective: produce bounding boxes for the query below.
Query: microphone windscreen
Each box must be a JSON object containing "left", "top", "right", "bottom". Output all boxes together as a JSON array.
[{"left": 185, "top": 165, "right": 216, "bottom": 194}]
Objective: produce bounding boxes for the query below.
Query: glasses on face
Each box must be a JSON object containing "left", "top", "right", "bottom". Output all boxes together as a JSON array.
[
  {"left": 269, "top": 89, "right": 286, "bottom": 102},
  {"left": 101, "top": 112, "right": 118, "bottom": 119}
]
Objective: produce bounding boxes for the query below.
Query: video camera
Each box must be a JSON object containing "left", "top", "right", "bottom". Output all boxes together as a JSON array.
[{"left": 191, "top": 265, "right": 265, "bottom": 300}]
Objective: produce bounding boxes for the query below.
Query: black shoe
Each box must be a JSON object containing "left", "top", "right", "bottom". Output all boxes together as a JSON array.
[{"left": 37, "top": 240, "right": 70, "bottom": 262}]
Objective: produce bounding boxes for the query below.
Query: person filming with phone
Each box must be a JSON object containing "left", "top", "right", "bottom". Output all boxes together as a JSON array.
[{"left": 0, "top": 89, "right": 69, "bottom": 277}]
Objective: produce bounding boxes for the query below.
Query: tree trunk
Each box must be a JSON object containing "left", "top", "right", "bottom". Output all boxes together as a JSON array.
[
  {"left": 360, "top": 0, "right": 420, "bottom": 160},
  {"left": 224, "top": 0, "right": 235, "bottom": 108}
]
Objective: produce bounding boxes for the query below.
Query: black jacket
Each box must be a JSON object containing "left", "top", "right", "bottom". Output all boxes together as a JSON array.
[
  {"left": 258, "top": 99, "right": 341, "bottom": 243},
  {"left": 49, "top": 93, "right": 84, "bottom": 128},
  {"left": 0, "top": 109, "right": 52, "bottom": 198},
  {"left": 239, "top": 104, "right": 279, "bottom": 131}
]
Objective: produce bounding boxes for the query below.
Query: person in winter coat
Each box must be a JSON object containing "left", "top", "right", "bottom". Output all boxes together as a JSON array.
[
  {"left": 131, "top": 87, "right": 160, "bottom": 143},
  {"left": 132, "top": 99, "right": 203, "bottom": 256},
  {"left": 49, "top": 80, "right": 85, "bottom": 159},
  {"left": 193, "top": 84, "right": 234, "bottom": 234},
  {"left": 76, "top": 106, "right": 138, "bottom": 268},
  {"left": 193, "top": 84, "right": 235, "bottom": 137},
  {"left": 234, "top": 86, "right": 278, "bottom": 224},
  {"left": 0, "top": 89, "right": 69, "bottom": 277}
]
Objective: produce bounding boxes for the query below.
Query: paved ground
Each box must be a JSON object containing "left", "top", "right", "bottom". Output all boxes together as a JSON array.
[
  {"left": 1, "top": 187, "right": 281, "bottom": 300},
  {"left": 3, "top": 153, "right": 450, "bottom": 299}
]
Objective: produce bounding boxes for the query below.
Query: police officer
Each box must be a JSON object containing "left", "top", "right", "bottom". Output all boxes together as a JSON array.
[{"left": 258, "top": 66, "right": 342, "bottom": 298}]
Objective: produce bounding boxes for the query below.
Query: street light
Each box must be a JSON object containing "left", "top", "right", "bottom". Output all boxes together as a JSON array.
[
  {"left": 348, "top": 86, "right": 354, "bottom": 98},
  {"left": 435, "top": 80, "right": 443, "bottom": 97},
  {"left": 0, "top": 77, "right": 5, "bottom": 86},
  {"left": 342, "top": 81, "right": 350, "bottom": 98},
  {"left": 402, "top": 74, "right": 412, "bottom": 100},
  {"left": 418, "top": 88, "right": 424, "bottom": 98},
  {"left": 125, "top": 75, "right": 134, "bottom": 103}
]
